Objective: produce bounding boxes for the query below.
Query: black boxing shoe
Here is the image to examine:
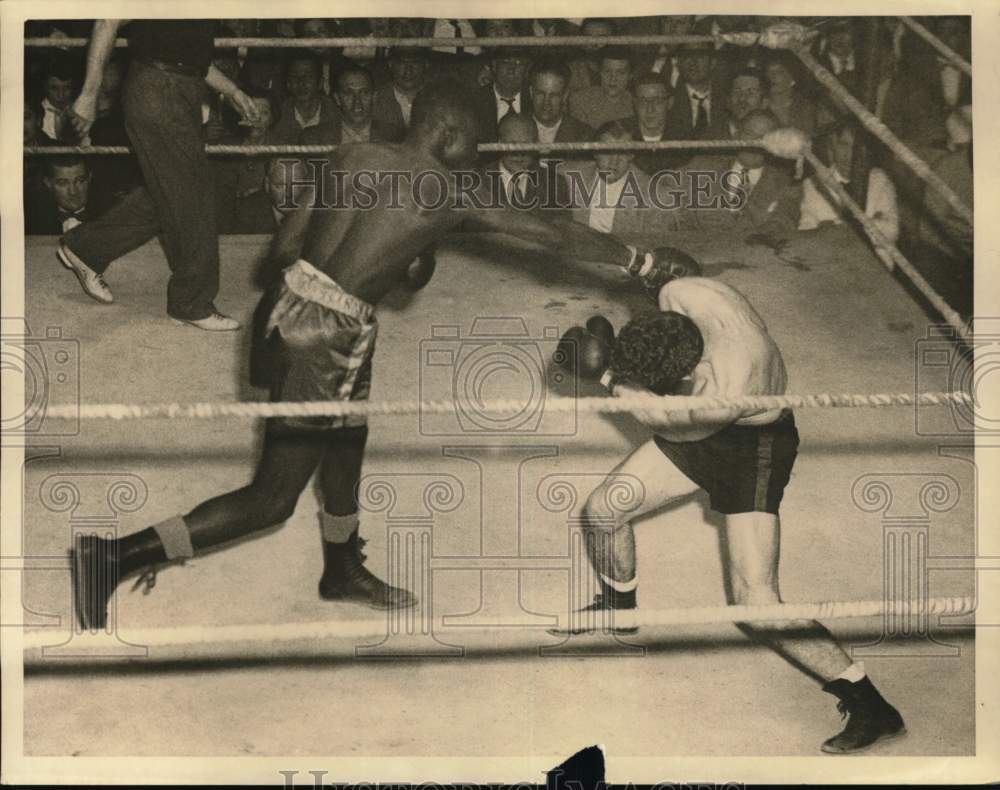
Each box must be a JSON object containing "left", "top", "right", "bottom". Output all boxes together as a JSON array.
[
  {"left": 70, "top": 534, "right": 120, "bottom": 631},
  {"left": 821, "top": 677, "right": 907, "bottom": 754},
  {"left": 547, "top": 589, "right": 639, "bottom": 637},
  {"left": 318, "top": 533, "right": 417, "bottom": 610}
]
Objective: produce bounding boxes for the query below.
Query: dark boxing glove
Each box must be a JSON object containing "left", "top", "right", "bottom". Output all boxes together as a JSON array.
[
  {"left": 404, "top": 248, "right": 437, "bottom": 290},
  {"left": 626, "top": 245, "right": 702, "bottom": 301},
  {"left": 555, "top": 317, "right": 616, "bottom": 390}
]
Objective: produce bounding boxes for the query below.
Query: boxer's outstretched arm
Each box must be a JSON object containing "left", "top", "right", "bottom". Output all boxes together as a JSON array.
[{"left": 463, "top": 204, "right": 634, "bottom": 269}]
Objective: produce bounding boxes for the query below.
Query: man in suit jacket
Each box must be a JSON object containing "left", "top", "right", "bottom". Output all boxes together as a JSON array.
[
  {"left": 677, "top": 109, "right": 801, "bottom": 238},
  {"left": 25, "top": 156, "right": 114, "bottom": 235},
  {"left": 567, "top": 119, "right": 682, "bottom": 242},
  {"left": 303, "top": 65, "right": 405, "bottom": 146},
  {"left": 473, "top": 48, "right": 533, "bottom": 144},
  {"left": 528, "top": 59, "right": 595, "bottom": 145},
  {"left": 665, "top": 44, "right": 730, "bottom": 154},
  {"left": 270, "top": 53, "right": 341, "bottom": 145},
  {"left": 371, "top": 47, "right": 430, "bottom": 139},
  {"left": 628, "top": 71, "right": 684, "bottom": 175},
  {"left": 483, "top": 114, "right": 571, "bottom": 217}
]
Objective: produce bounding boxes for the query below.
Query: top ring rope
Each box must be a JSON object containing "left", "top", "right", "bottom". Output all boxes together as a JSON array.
[
  {"left": 24, "top": 33, "right": 721, "bottom": 49},
  {"left": 41, "top": 391, "right": 972, "bottom": 422},
  {"left": 899, "top": 16, "right": 972, "bottom": 77},
  {"left": 24, "top": 139, "right": 762, "bottom": 157}
]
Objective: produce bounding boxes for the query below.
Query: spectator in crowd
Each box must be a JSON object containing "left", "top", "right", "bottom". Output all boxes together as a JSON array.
[
  {"left": 635, "top": 15, "right": 695, "bottom": 90},
  {"left": 472, "top": 19, "right": 523, "bottom": 88},
  {"left": 762, "top": 52, "right": 816, "bottom": 137},
  {"left": 817, "top": 19, "right": 860, "bottom": 96},
  {"left": 918, "top": 105, "right": 972, "bottom": 262},
  {"left": 569, "top": 47, "right": 635, "bottom": 129},
  {"left": 372, "top": 47, "right": 429, "bottom": 136},
  {"left": 25, "top": 156, "right": 114, "bottom": 235},
  {"left": 24, "top": 100, "right": 56, "bottom": 147},
  {"left": 678, "top": 109, "right": 801, "bottom": 239},
  {"left": 529, "top": 59, "right": 595, "bottom": 145},
  {"left": 39, "top": 51, "right": 79, "bottom": 142},
  {"left": 727, "top": 67, "right": 767, "bottom": 134},
  {"left": 264, "top": 157, "right": 315, "bottom": 229},
  {"left": 666, "top": 44, "right": 730, "bottom": 144},
  {"left": 214, "top": 92, "right": 283, "bottom": 235},
  {"left": 883, "top": 16, "right": 971, "bottom": 147},
  {"left": 294, "top": 18, "right": 345, "bottom": 96},
  {"left": 270, "top": 53, "right": 341, "bottom": 144},
  {"left": 799, "top": 123, "right": 900, "bottom": 244},
  {"left": 628, "top": 72, "right": 679, "bottom": 175},
  {"left": 569, "top": 119, "right": 681, "bottom": 238},
  {"left": 304, "top": 65, "right": 403, "bottom": 145},
  {"left": 567, "top": 18, "right": 616, "bottom": 92},
  {"left": 474, "top": 48, "right": 533, "bottom": 143},
  {"left": 484, "top": 113, "right": 570, "bottom": 214}
]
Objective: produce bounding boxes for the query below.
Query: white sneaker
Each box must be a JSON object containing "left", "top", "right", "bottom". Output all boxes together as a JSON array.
[
  {"left": 170, "top": 312, "right": 241, "bottom": 331},
  {"left": 57, "top": 243, "right": 114, "bottom": 304}
]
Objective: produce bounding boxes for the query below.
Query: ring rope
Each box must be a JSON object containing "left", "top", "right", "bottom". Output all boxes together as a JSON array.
[
  {"left": 23, "top": 33, "right": 724, "bottom": 50},
  {"left": 39, "top": 391, "right": 973, "bottom": 422},
  {"left": 802, "top": 150, "right": 971, "bottom": 341},
  {"left": 24, "top": 139, "right": 762, "bottom": 157},
  {"left": 792, "top": 48, "right": 974, "bottom": 227},
  {"left": 20, "top": 595, "right": 975, "bottom": 654},
  {"left": 898, "top": 16, "right": 973, "bottom": 77}
]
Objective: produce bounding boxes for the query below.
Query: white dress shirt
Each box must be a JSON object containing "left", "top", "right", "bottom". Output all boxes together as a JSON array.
[
  {"left": 588, "top": 173, "right": 628, "bottom": 233},
  {"left": 341, "top": 122, "right": 372, "bottom": 144},
  {"left": 499, "top": 163, "right": 530, "bottom": 204},
  {"left": 41, "top": 98, "right": 65, "bottom": 140},
  {"left": 731, "top": 159, "right": 763, "bottom": 192},
  {"left": 686, "top": 84, "right": 712, "bottom": 127},
  {"left": 494, "top": 87, "right": 522, "bottom": 122},
  {"left": 294, "top": 102, "right": 323, "bottom": 130},
  {"left": 536, "top": 117, "right": 562, "bottom": 144},
  {"left": 432, "top": 19, "right": 481, "bottom": 54},
  {"left": 798, "top": 166, "right": 899, "bottom": 243}
]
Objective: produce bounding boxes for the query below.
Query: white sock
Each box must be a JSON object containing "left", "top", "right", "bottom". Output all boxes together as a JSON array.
[
  {"left": 835, "top": 661, "right": 867, "bottom": 683},
  {"left": 599, "top": 572, "right": 637, "bottom": 593}
]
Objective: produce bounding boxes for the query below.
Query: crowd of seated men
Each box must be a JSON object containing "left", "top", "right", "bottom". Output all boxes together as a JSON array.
[{"left": 23, "top": 16, "right": 972, "bottom": 311}]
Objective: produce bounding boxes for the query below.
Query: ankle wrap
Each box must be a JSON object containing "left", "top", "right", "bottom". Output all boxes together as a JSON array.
[{"left": 320, "top": 511, "right": 359, "bottom": 543}]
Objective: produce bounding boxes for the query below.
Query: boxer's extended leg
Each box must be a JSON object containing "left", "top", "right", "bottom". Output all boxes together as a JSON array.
[
  {"left": 71, "top": 421, "right": 325, "bottom": 630},
  {"left": 723, "top": 512, "right": 905, "bottom": 753},
  {"left": 549, "top": 438, "right": 699, "bottom": 635},
  {"left": 315, "top": 426, "right": 417, "bottom": 609}
]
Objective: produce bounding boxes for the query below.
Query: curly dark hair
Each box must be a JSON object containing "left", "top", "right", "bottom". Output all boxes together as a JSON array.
[{"left": 611, "top": 311, "right": 703, "bottom": 395}]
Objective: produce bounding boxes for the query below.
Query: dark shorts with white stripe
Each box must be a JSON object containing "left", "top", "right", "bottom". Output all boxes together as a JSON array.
[{"left": 652, "top": 410, "right": 800, "bottom": 515}]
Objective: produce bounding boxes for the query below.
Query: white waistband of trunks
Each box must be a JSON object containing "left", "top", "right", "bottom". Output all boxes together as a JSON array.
[{"left": 284, "top": 259, "right": 374, "bottom": 323}]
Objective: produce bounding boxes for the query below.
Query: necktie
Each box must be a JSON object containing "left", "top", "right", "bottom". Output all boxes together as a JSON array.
[
  {"left": 499, "top": 96, "right": 516, "bottom": 123},
  {"left": 693, "top": 94, "right": 708, "bottom": 134}
]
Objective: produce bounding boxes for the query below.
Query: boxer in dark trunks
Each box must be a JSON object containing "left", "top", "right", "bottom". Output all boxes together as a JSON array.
[
  {"left": 72, "top": 84, "right": 682, "bottom": 627},
  {"left": 551, "top": 277, "right": 905, "bottom": 754}
]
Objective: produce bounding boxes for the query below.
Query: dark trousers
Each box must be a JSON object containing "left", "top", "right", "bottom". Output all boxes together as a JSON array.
[{"left": 63, "top": 59, "right": 220, "bottom": 320}]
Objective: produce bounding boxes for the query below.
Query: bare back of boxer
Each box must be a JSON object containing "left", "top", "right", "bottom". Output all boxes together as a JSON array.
[{"left": 657, "top": 276, "right": 788, "bottom": 432}]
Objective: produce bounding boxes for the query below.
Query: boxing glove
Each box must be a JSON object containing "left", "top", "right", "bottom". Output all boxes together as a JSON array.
[
  {"left": 555, "top": 323, "right": 614, "bottom": 389},
  {"left": 626, "top": 245, "right": 702, "bottom": 301}
]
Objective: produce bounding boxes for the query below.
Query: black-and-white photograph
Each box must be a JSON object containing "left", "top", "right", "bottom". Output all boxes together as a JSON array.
[{"left": 2, "top": 2, "right": 997, "bottom": 785}]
